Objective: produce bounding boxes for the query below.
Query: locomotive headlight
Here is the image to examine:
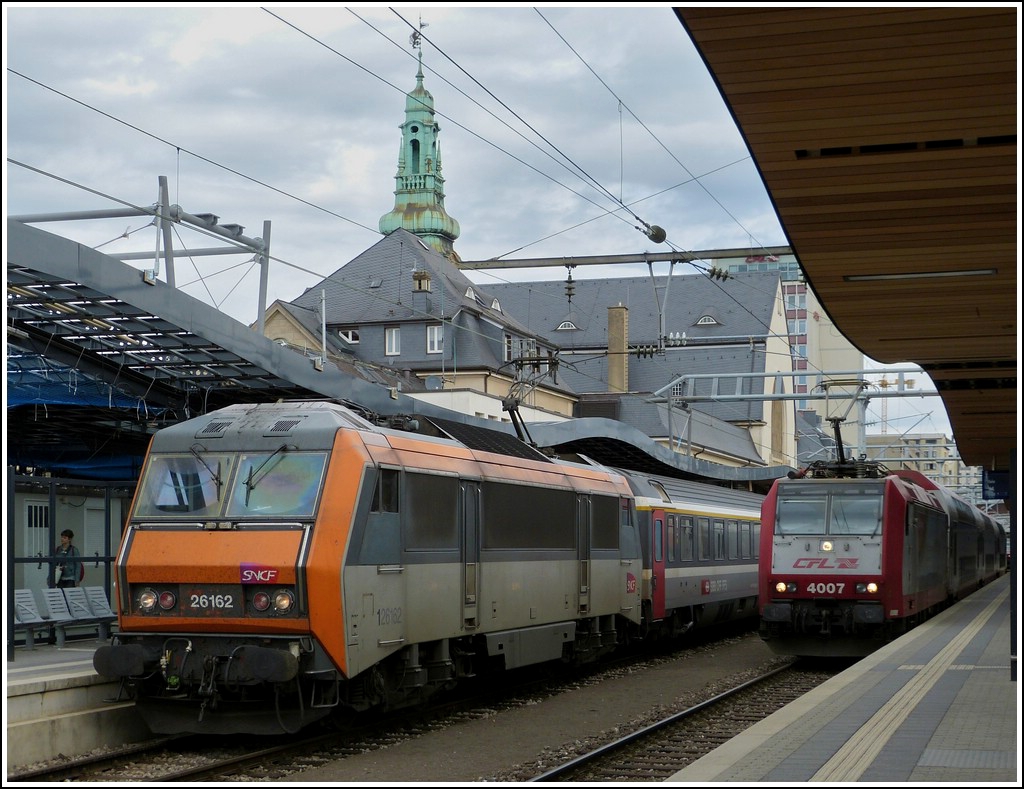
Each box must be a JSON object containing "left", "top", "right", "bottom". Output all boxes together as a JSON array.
[
  {"left": 158, "top": 591, "right": 177, "bottom": 610},
  {"left": 138, "top": 588, "right": 158, "bottom": 612},
  {"left": 856, "top": 582, "right": 879, "bottom": 594},
  {"left": 273, "top": 589, "right": 295, "bottom": 613},
  {"left": 774, "top": 581, "right": 797, "bottom": 594},
  {"left": 820, "top": 540, "right": 834, "bottom": 552},
  {"left": 252, "top": 591, "right": 272, "bottom": 612}
]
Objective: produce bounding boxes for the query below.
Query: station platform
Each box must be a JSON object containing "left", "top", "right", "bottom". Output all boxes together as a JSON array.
[
  {"left": 5, "top": 574, "right": 1020, "bottom": 781},
  {"left": 5, "top": 631, "right": 150, "bottom": 775},
  {"left": 670, "top": 572, "right": 1020, "bottom": 783}
]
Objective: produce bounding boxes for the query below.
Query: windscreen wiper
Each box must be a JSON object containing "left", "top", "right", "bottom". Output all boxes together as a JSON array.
[{"left": 244, "top": 444, "right": 291, "bottom": 506}]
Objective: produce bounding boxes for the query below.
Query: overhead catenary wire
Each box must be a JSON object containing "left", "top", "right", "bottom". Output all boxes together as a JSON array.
[{"left": 8, "top": 7, "right": 797, "bottom": 370}]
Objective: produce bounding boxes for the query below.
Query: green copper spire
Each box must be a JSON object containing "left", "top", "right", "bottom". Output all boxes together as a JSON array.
[{"left": 378, "top": 32, "right": 461, "bottom": 261}]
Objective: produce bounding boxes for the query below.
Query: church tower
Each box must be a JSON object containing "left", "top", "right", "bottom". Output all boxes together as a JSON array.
[{"left": 378, "top": 28, "right": 461, "bottom": 261}]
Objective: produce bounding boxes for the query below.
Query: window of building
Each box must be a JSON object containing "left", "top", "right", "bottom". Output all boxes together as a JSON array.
[
  {"left": 696, "top": 315, "right": 718, "bottom": 326},
  {"left": 490, "top": 298, "right": 502, "bottom": 313},
  {"left": 504, "top": 334, "right": 537, "bottom": 362},
  {"left": 556, "top": 321, "right": 578, "bottom": 331},
  {"left": 426, "top": 324, "right": 443, "bottom": 354},
  {"left": 386, "top": 327, "right": 400, "bottom": 356},
  {"left": 337, "top": 328, "right": 359, "bottom": 344}
]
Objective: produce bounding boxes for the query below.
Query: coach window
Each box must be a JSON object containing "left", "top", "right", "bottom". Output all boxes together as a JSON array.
[
  {"left": 679, "top": 516, "right": 694, "bottom": 561},
  {"left": 713, "top": 519, "right": 726, "bottom": 560},
  {"left": 752, "top": 522, "right": 760, "bottom": 559},
  {"left": 654, "top": 517, "right": 664, "bottom": 562},
  {"left": 739, "top": 521, "right": 751, "bottom": 559},
  {"left": 667, "top": 514, "right": 677, "bottom": 562},
  {"left": 726, "top": 519, "right": 739, "bottom": 559},
  {"left": 697, "top": 517, "right": 710, "bottom": 560}
]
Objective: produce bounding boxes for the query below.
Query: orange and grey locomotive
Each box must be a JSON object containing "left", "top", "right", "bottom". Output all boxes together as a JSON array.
[{"left": 95, "top": 400, "right": 762, "bottom": 734}]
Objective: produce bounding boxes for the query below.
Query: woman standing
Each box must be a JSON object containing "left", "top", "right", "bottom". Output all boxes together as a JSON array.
[{"left": 51, "top": 529, "right": 81, "bottom": 588}]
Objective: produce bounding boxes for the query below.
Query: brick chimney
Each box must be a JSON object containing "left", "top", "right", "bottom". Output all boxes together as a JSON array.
[{"left": 608, "top": 304, "right": 628, "bottom": 393}]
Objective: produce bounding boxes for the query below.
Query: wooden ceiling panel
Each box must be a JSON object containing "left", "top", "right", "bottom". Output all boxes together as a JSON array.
[{"left": 676, "top": 7, "right": 1018, "bottom": 471}]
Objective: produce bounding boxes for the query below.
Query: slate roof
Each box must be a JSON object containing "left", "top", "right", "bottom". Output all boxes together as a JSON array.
[
  {"left": 291, "top": 229, "right": 542, "bottom": 342},
  {"left": 481, "top": 270, "right": 782, "bottom": 350},
  {"left": 267, "top": 300, "right": 428, "bottom": 392},
  {"left": 479, "top": 270, "right": 784, "bottom": 425}
]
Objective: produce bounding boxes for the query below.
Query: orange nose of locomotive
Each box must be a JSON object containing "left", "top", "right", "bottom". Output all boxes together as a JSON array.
[{"left": 115, "top": 528, "right": 309, "bottom": 634}]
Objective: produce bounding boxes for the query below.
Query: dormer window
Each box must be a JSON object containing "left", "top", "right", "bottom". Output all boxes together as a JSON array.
[
  {"left": 556, "top": 321, "right": 578, "bottom": 331},
  {"left": 337, "top": 328, "right": 360, "bottom": 344},
  {"left": 464, "top": 287, "right": 488, "bottom": 308},
  {"left": 490, "top": 298, "right": 502, "bottom": 313},
  {"left": 696, "top": 315, "right": 719, "bottom": 325}
]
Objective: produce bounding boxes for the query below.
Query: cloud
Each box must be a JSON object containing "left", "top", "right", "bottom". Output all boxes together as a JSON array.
[{"left": 5, "top": 5, "right": 786, "bottom": 315}]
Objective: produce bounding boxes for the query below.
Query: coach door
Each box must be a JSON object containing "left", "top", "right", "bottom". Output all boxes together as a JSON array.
[
  {"left": 651, "top": 509, "right": 667, "bottom": 619},
  {"left": 461, "top": 481, "right": 480, "bottom": 629},
  {"left": 577, "top": 495, "right": 591, "bottom": 614}
]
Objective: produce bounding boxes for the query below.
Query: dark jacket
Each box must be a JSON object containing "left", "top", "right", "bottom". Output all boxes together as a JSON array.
[{"left": 52, "top": 544, "right": 81, "bottom": 588}]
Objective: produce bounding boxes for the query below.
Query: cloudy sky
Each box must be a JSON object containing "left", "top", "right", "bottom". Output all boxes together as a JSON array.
[{"left": 3, "top": 3, "right": 953, "bottom": 438}]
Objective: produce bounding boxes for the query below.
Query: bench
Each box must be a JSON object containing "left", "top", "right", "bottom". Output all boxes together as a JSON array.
[
  {"left": 39, "top": 588, "right": 110, "bottom": 647},
  {"left": 83, "top": 586, "right": 117, "bottom": 620},
  {"left": 63, "top": 586, "right": 117, "bottom": 640},
  {"left": 13, "top": 588, "right": 53, "bottom": 649}
]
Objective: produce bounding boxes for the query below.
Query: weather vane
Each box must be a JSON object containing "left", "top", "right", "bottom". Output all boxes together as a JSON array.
[{"left": 409, "top": 17, "right": 428, "bottom": 50}]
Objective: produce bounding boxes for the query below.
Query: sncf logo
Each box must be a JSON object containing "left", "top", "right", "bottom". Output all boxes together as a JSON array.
[
  {"left": 240, "top": 564, "right": 279, "bottom": 583},
  {"left": 792, "top": 558, "right": 859, "bottom": 569}
]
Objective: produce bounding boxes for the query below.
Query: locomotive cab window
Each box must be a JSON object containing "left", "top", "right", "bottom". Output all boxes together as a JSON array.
[
  {"left": 135, "top": 452, "right": 232, "bottom": 517},
  {"left": 371, "top": 468, "right": 400, "bottom": 513},
  {"left": 829, "top": 496, "right": 882, "bottom": 535},
  {"left": 775, "top": 485, "right": 883, "bottom": 537},
  {"left": 226, "top": 450, "right": 327, "bottom": 518},
  {"left": 775, "top": 496, "right": 827, "bottom": 535}
]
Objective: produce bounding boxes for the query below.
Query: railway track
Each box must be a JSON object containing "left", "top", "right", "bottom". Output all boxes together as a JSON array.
[
  {"left": 529, "top": 661, "right": 840, "bottom": 782},
  {"left": 9, "top": 629, "right": 823, "bottom": 783}
]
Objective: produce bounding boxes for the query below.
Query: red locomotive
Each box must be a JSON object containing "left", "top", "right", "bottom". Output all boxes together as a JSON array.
[{"left": 758, "top": 420, "right": 1007, "bottom": 657}]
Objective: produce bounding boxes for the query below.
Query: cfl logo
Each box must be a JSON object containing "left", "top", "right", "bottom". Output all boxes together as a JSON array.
[{"left": 793, "top": 558, "right": 859, "bottom": 569}]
